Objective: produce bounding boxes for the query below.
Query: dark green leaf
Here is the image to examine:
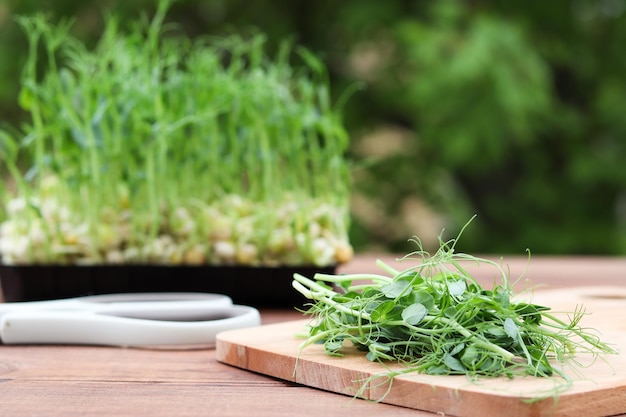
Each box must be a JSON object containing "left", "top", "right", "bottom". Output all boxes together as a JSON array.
[
  {"left": 528, "top": 346, "right": 553, "bottom": 376},
  {"left": 336, "top": 291, "right": 359, "bottom": 301},
  {"left": 461, "top": 346, "right": 479, "bottom": 367},
  {"left": 444, "top": 354, "right": 466, "bottom": 372},
  {"left": 371, "top": 300, "right": 396, "bottom": 322},
  {"left": 514, "top": 302, "right": 548, "bottom": 325},
  {"left": 449, "top": 342, "right": 465, "bottom": 356},
  {"left": 426, "top": 365, "right": 449, "bottom": 375},
  {"left": 338, "top": 280, "right": 353, "bottom": 291},
  {"left": 478, "top": 357, "right": 501, "bottom": 374},
  {"left": 514, "top": 303, "right": 550, "bottom": 315}
]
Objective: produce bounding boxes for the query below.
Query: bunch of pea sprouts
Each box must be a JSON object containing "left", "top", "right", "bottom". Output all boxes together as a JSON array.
[{"left": 0, "top": 0, "right": 353, "bottom": 267}]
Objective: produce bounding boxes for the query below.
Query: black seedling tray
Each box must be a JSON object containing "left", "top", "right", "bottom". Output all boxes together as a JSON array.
[{"left": 0, "top": 264, "right": 334, "bottom": 308}]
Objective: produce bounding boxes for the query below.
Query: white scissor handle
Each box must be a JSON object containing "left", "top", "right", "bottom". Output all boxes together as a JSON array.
[{"left": 0, "top": 304, "right": 260, "bottom": 347}]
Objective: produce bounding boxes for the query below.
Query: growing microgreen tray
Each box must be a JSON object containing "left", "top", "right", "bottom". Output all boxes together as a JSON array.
[
  {"left": 0, "top": 264, "right": 334, "bottom": 307},
  {"left": 0, "top": 0, "right": 353, "bottom": 270}
]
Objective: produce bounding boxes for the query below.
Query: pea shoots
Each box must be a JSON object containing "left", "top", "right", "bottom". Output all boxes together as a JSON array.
[
  {"left": 292, "top": 221, "right": 616, "bottom": 394},
  {"left": 0, "top": 0, "right": 352, "bottom": 267}
]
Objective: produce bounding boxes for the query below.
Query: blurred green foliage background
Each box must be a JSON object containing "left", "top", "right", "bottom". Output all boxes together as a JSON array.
[{"left": 1, "top": 0, "right": 625, "bottom": 255}]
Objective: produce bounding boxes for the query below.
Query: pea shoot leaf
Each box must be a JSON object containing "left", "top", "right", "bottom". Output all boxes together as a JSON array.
[
  {"left": 426, "top": 365, "right": 448, "bottom": 375},
  {"left": 485, "top": 325, "right": 507, "bottom": 338},
  {"left": 381, "top": 280, "right": 411, "bottom": 299},
  {"left": 324, "top": 339, "right": 344, "bottom": 356},
  {"left": 494, "top": 289, "right": 510, "bottom": 308},
  {"left": 504, "top": 317, "right": 519, "bottom": 341},
  {"left": 444, "top": 353, "right": 466, "bottom": 372},
  {"left": 413, "top": 290, "right": 435, "bottom": 310},
  {"left": 449, "top": 342, "right": 465, "bottom": 356},
  {"left": 461, "top": 346, "right": 479, "bottom": 367},
  {"left": 447, "top": 280, "right": 466, "bottom": 297},
  {"left": 371, "top": 300, "right": 396, "bottom": 322},
  {"left": 401, "top": 303, "right": 428, "bottom": 325},
  {"left": 444, "top": 306, "right": 458, "bottom": 319},
  {"left": 514, "top": 302, "right": 548, "bottom": 325}
]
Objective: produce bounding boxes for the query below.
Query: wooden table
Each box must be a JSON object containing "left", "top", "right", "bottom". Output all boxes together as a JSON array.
[{"left": 1, "top": 254, "right": 625, "bottom": 416}]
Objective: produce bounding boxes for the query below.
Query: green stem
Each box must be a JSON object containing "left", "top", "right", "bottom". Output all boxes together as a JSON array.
[
  {"left": 293, "top": 273, "right": 336, "bottom": 297},
  {"left": 313, "top": 272, "right": 394, "bottom": 285},
  {"left": 376, "top": 259, "right": 400, "bottom": 276},
  {"left": 427, "top": 315, "right": 516, "bottom": 361},
  {"left": 298, "top": 328, "right": 334, "bottom": 348},
  {"left": 292, "top": 275, "right": 372, "bottom": 321}
]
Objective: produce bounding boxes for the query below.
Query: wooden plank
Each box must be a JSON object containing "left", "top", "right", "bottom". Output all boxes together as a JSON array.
[
  {"left": 0, "top": 380, "right": 432, "bottom": 417},
  {"left": 0, "top": 348, "right": 423, "bottom": 417},
  {"left": 216, "top": 286, "right": 626, "bottom": 417}
]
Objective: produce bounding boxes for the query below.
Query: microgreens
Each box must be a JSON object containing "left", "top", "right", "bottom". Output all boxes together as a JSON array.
[
  {"left": 292, "top": 218, "right": 616, "bottom": 398},
  {"left": 0, "top": 0, "right": 352, "bottom": 266}
]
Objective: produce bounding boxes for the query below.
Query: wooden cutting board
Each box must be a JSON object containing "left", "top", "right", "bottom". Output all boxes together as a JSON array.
[{"left": 216, "top": 286, "right": 626, "bottom": 417}]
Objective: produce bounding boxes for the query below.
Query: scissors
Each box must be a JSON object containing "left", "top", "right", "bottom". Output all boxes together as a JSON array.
[{"left": 0, "top": 292, "right": 260, "bottom": 348}]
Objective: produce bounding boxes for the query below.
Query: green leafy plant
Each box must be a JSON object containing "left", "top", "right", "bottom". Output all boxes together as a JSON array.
[
  {"left": 0, "top": 0, "right": 353, "bottom": 267},
  {"left": 292, "top": 219, "right": 616, "bottom": 397}
]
